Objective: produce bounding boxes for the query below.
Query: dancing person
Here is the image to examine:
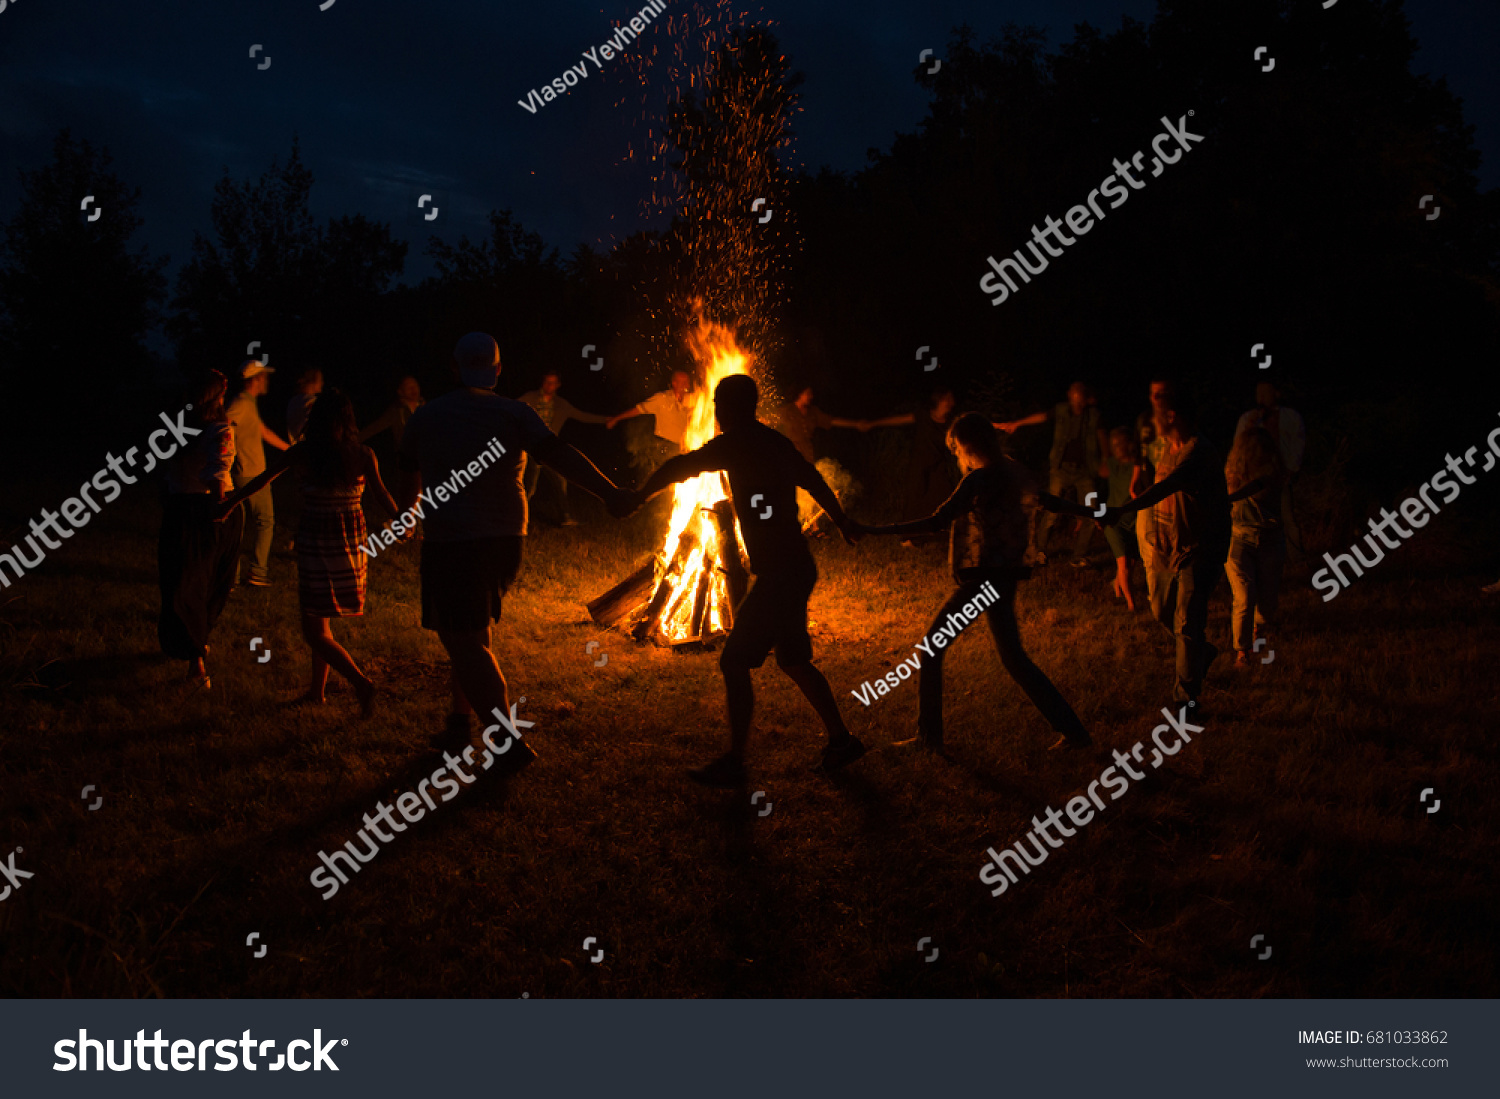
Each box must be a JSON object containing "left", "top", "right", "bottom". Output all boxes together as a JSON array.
[
  {"left": 360, "top": 375, "right": 425, "bottom": 448},
  {"left": 518, "top": 370, "right": 610, "bottom": 526},
  {"left": 1235, "top": 382, "right": 1305, "bottom": 561},
  {"left": 158, "top": 369, "right": 245, "bottom": 690},
  {"left": 1102, "top": 388, "right": 1231, "bottom": 709},
  {"left": 234, "top": 391, "right": 398, "bottom": 712},
  {"left": 1104, "top": 426, "right": 1143, "bottom": 611},
  {"left": 865, "top": 387, "right": 959, "bottom": 545},
  {"left": 398, "top": 333, "right": 632, "bottom": 770},
  {"left": 775, "top": 383, "right": 866, "bottom": 534},
  {"left": 775, "top": 383, "right": 866, "bottom": 463},
  {"left": 626, "top": 373, "right": 867, "bottom": 786},
  {"left": 997, "top": 382, "right": 1108, "bottom": 567},
  {"left": 606, "top": 369, "right": 700, "bottom": 476},
  {"left": 286, "top": 368, "right": 324, "bottom": 444},
  {"left": 1132, "top": 380, "right": 1175, "bottom": 599},
  {"left": 1223, "top": 426, "right": 1287, "bottom": 669},
  {"left": 228, "top": 359, "right": 290, "bottom": 586},
  {"left": 859, "top": 413, "right": 1095, "bottom": 753}
]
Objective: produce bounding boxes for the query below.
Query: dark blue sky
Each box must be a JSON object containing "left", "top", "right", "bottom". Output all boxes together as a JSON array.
[{"left": 1, "top": 0, "right": 1494, "bottom": 288}]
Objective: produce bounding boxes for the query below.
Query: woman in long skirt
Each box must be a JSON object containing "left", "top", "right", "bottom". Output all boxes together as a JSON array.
[{"left": 158, "top": 369, "right": 244, "bottom": 689}]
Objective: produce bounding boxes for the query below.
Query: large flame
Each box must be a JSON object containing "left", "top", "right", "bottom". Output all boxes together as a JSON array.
[{"left": 650, "top": 317, "right": 751, "bottom": 643}]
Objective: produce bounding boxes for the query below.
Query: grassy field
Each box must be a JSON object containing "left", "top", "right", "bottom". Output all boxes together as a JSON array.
[{"left": 1, "top": 478, "right": 1496, "bottom": 998}]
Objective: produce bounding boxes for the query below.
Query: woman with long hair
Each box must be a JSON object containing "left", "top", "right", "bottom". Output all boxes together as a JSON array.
[
  {"left": 1224, "top": 426, "right": 1287, "bottom": 669},
  {"left": 292, "top": 389, "right": 398, "bottom": 712},
  {"left": 158, "top": 369, "right": 245, "bottom": 689}
]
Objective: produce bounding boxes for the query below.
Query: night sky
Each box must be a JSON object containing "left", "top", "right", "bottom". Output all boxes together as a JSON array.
[{"left": 1, "top": 0, "right": 1495, "bottom": 291}]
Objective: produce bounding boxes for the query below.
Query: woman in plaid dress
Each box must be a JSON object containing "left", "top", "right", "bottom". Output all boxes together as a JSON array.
[{"left": 294, "top": 390, "right": 399, "bottom": 714}]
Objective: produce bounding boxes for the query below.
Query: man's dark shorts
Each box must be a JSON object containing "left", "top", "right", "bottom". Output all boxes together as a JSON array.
[
  {"left": 419, "top": 536, "right": 524, "bottom": 632},
  {"left": 722, "top": 556, "right": 817, "bottom": 669}
]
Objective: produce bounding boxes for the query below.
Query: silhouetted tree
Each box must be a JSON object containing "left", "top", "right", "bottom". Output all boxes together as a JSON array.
[{"left": 0, "top": 130, "right": 167, "bottom": 415}]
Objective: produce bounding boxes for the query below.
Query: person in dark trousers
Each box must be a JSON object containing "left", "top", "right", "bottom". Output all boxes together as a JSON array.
[
  {"left": 864, "top": 387, "right": 959, "bottom": 546},
  {"left": 859, "top": 414, "right": 1095, "bottom": 753},
  {"left": 517, "top": 370, "right": 611, "bottom": 526},
  {"left": 1103, "top": 389, "right": 1231, "bottom": 709},
  {"left": 398, "top": 333, "right": 633, "bottom": 772},
  {"left": 626, "top": 373, "right": 867, "bottom": 787},
  {"left": 997, "top": 381, "right": 1109, "bottom": 567},
  {"left": 158, "top": 369, "right": 245, "bottom": 690}
]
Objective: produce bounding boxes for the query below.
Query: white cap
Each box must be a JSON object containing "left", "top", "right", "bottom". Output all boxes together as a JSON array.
[{"left": 455, "top": 332, "right": 501, "bottom": 389}]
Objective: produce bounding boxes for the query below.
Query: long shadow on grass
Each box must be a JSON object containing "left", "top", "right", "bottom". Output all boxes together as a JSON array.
[{"left": 100, "top": 742, "right": 522, "bottom": 992}]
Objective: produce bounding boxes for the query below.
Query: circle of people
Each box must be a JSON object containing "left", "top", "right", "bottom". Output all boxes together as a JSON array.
[{"left": 155, "top": 334, "right": 1302, "bottom": 785}]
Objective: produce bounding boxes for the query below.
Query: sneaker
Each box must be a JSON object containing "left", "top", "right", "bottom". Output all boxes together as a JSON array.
[
  {"left": 247, "top": 575, "right": 272, "bottom": 588},
  {"left": 814, "top": 735, "right": 868, "bottom": 774},
  {"left": 1069, "top": 557, "right": 1090, "bottom": 569},
  {"left": 688, "top": 753, "right": 747, "bottom": 788}
]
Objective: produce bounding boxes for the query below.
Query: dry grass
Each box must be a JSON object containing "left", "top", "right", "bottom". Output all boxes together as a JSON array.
[{"left": 1, "top": 483, "right": 1496, "bottom": 998}]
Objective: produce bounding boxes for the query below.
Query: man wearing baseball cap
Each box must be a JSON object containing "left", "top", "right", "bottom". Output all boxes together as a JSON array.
[
  {"left": 397, "top": 333, "right": 633, "bottom": 772},
  {"left": 229, "top": 359, "right": 291, "bottom": 586}
]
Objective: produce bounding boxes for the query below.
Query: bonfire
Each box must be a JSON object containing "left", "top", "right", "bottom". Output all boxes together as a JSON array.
[{"left": 587, "top": 318, "right": 755, "bottom": 647}]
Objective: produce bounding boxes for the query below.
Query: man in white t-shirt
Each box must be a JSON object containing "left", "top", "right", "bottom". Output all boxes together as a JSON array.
[
  {"left": 606, "top": 370, "right": 701, "bottom": 477},
  {"left": 397, "top": 333, "right": 632, "bottom": 773}
]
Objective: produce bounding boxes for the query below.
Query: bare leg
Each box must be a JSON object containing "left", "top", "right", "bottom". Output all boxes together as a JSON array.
[
  {"left": 437, "top": 626, "right": 510, "bottom": 728},
  {"left": 305, "top": 654, "right": 331, "bottom": 702},
  {"left": 779, "top": 661, "right": 852, "bottom": 744},
  {"left": 301, "top": 613, "right": 374, "bottom": 712},
  {"left": 721, "top": 658, "right": 754, "bottom": 760},
  {"left": 1115, "top": 556, "right": 1136, "bottom": 611},
  {"left": 450, "top": 669, "right": 472, "bottom": 716}
]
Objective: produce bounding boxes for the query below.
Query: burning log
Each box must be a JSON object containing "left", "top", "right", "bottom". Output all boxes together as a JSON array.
[
  {"left": 586, "top": 556, "right": 657, "bottom": 628},
  {"left": 630, "top": 527, "right": 701, "bottom": 642},
  {"left": 710, "top": 498, "right": 750, "bottom": 613}
]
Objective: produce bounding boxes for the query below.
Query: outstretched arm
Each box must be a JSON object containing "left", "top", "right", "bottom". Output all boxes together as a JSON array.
[
  {"left": 605, "top": 406, "right": 645, "bottom": 430},
  {"left": 1226, "top": 474, "right": 1273, "bottom": 504},
  {"left": 363, "top": 447, "right": 399, "bottom": 518},
  {"left": 359, "top": 405, "right": 397, "bottom": 443},
  {"left": 533, "top": 435, "right": 624, "bottom": 505},
  {"left": 865, "top": 411, "right": 916, "bottom": 429},
  {"left": 261, "top": 423, "right": 291, "bottom": 452},
  {"left": 1038, "top": 492, "right": 1098, "bottom": 519},
  {"left": 637, "top": 450, "right": 716, "bottom": 503},
  {"left": 213, "top": 444, "right": 302, "bottom": 520},
  {"left": 863, "top": 475, "right": 976, "bottom": 538},
  {"left": 995, "top": 411, "right": 1048, "bottom": 434},
  {"left": 792, "top": 452, "right": 860, "bottom": 543}
]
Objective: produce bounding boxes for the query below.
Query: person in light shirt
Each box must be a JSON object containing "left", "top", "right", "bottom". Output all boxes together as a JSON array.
[
  {"left": 606, "top": 369, "right": 701, "bottom": 478},
  {"left": 1235, "top": 382, "right": 1306, "bottom": 561}
]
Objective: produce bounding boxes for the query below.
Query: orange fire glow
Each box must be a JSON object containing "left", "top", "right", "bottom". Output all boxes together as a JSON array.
[{"left": 650, "top": 316, "right": 752, "bottom": 644}]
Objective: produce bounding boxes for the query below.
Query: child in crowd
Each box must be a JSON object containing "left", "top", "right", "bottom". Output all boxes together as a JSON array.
[
  {"left": 1224, "top": 426, "right": 1287, "bottom": 669},
  {"left": 859, "top": 413, "right": 1094, "bottom": 753},
  {"left": 1105, "top": 426, "right": 1142, "bottom": 611}
]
